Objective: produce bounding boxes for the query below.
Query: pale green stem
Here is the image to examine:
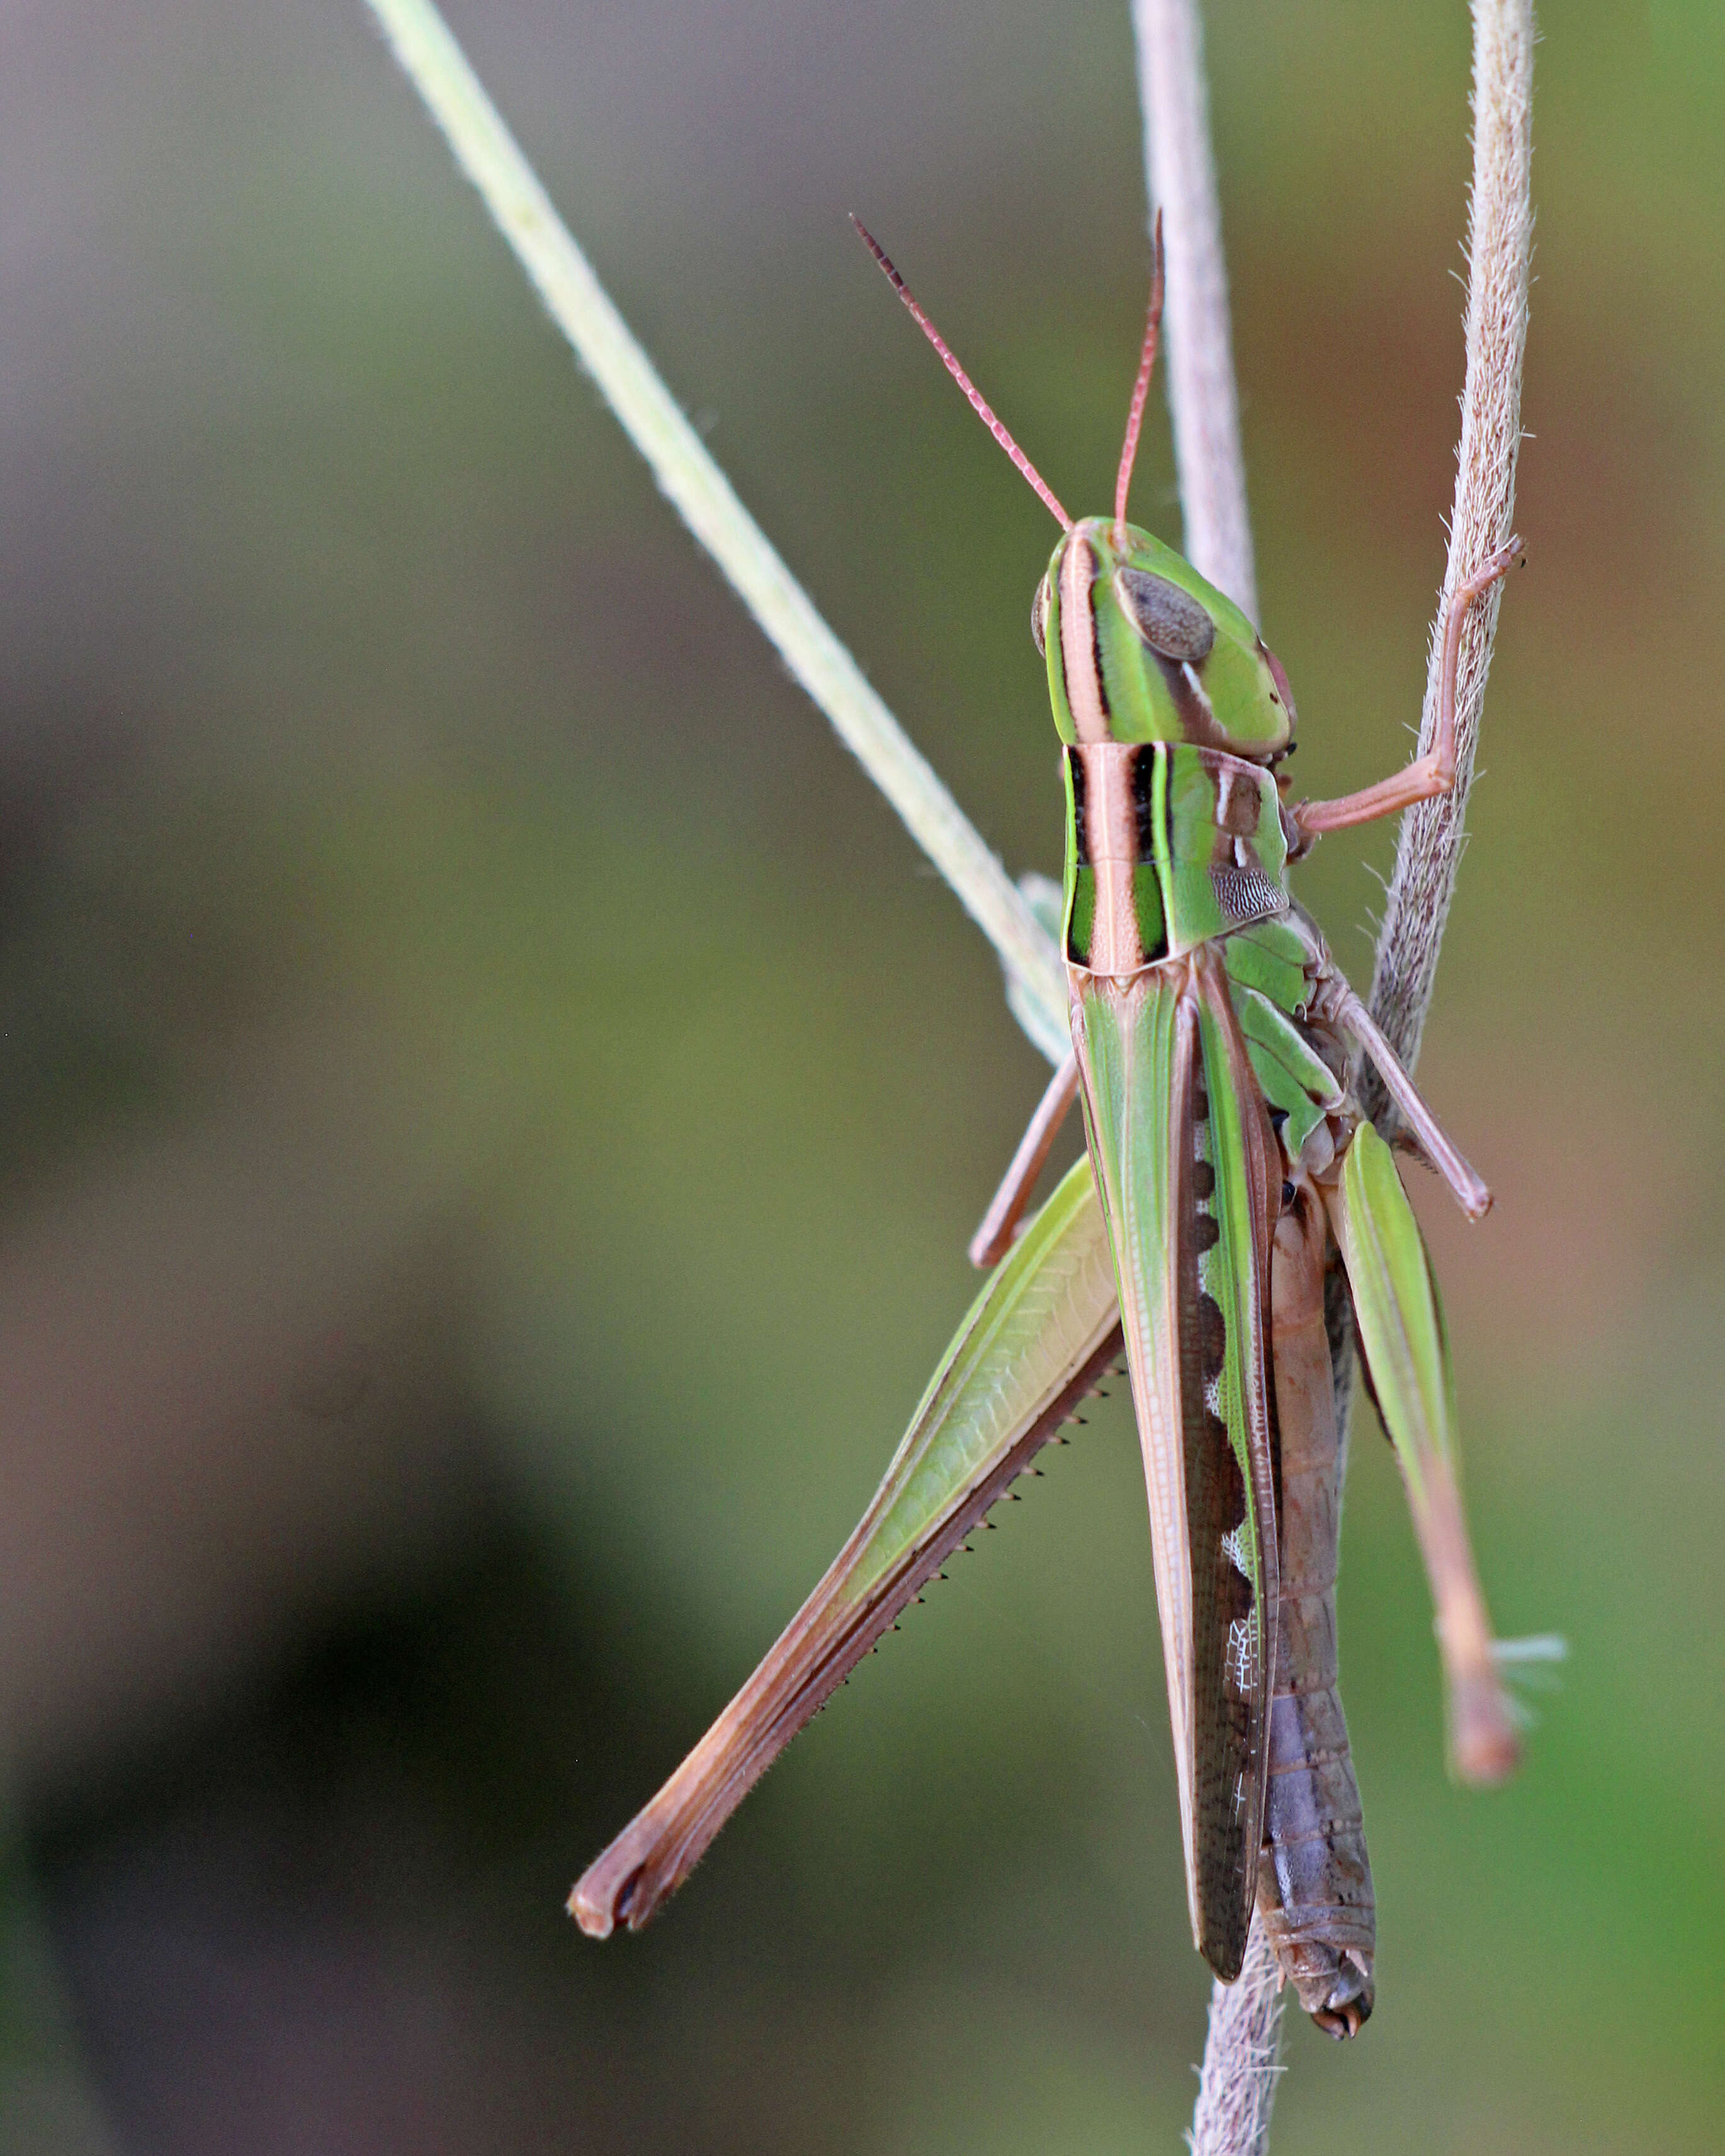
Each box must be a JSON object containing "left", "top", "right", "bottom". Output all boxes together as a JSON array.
[{"left": 361, "top": 0, "right": 1067, "bottom": 1063}]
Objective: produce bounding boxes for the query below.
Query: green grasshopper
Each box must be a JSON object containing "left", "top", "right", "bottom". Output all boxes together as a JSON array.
[{"left": 572, "top": 229, "right": 1522, "bottom": 2037}]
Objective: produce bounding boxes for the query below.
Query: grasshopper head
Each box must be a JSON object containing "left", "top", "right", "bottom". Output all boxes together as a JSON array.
[
  {"left": 848, "top": 220, "right": 1298, "bottom": 767},
  {"left": 1034, "top": 517, "right": 1296, "bottom": 761}
]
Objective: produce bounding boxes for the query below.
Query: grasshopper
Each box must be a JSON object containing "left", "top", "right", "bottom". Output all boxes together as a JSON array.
[{"left": 572, "top": 229, "right": 1522, "bottom": 2037}]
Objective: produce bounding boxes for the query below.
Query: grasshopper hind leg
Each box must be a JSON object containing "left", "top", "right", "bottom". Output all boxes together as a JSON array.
[{"left": 1325, "top": 1120, "right": 1519, "bottom": 1785}]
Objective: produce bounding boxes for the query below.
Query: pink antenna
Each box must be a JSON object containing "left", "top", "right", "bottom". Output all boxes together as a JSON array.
[
  {"left": 851, "top": 217, "right": 1071, "bottom": 531},
  {"left": 1114, "top": 213, "right": 1165, "bottom": 531}
]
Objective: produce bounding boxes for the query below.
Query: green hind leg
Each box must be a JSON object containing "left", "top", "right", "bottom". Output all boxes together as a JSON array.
[{"left": 1326, "top": 1120, "right": 1519, "bottom": 1785}]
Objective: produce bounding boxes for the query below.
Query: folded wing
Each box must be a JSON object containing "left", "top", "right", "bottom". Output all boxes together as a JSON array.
[{"left": 1071, "top": 949, "right": 1279, "bottom": 1979}]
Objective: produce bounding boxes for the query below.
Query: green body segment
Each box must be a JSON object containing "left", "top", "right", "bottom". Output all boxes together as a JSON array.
[
  {"left": 1061, "top": 742, "right": 1291, "bottom": 971},
  {"left": 1232, "top": 982, "right": 1344, "bottom": 1163},
  {"left": 1222, "top": 918, "right": 1312, "bottom": 1012}
]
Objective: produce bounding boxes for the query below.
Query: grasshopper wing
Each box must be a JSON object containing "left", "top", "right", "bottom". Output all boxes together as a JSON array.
[{"left": 1071, "top": 949, "right": 1279, "bottom": 1980}]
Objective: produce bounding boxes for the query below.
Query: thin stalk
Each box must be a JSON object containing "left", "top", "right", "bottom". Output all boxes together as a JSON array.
[
  {"left": 361, "top": 0, "right": 1067, "bottom": 1062},
  {"left": 1333, "top": 0, "right": 1536, "bottom": 1824},
  {"left": 1188, "top": 1919, "right": 1284, "bottom": 2156},
  {"left": 1130, "top": 0, "right": 1257, "bottom": 625},
  {"left": 1134, "top": 3, "right": 1534, "bottom": 2150},
  {"left": 1362, "top": 0, "right": 1536, "bottom": 1093}
]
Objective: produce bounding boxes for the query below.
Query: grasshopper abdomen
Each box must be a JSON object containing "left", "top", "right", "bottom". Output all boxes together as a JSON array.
[{"left": 1260, "top": 1168, "right": 1375, "bottom": 2036}]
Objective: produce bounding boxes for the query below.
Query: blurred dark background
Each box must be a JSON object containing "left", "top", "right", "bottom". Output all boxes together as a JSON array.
[{"left": 0, "top": 2, "right": 1719, "bottom": 2150}]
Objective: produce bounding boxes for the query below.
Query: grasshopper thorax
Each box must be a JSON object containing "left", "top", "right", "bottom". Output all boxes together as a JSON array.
[{"left": 1034, "top": 517, "right": 1296, "bottom": 762}]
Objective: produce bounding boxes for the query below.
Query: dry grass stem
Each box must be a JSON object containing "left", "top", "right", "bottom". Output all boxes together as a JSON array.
[
  {"left": 1188, "top": 1917, "right": 1284, "bottom": 2156},
  {"left": 1362, "top": 0, "right": 1536, "bottom": 1097},
  {"left": 1136, "top": 1, "right": 1533, "bottom": 2147},
  {"left": 362, "top": 0, "right": 1068, "bottom": 1063},
  {"left": 1130, "top": 0, "right": 1257, "bottom": 624}
]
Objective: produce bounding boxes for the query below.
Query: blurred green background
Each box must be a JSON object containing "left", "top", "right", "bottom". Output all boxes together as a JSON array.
[{"left": 0, "top": 1, "right": 1719, "bottom": 2150}]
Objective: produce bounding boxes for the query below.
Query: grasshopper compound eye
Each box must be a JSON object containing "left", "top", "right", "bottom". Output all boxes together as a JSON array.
[{"left": 1114, "top": 566, "right": 1218, "bottom": 663}]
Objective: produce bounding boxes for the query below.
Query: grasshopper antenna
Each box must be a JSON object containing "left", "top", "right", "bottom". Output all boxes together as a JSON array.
[
  {"left": 1114, "top": 213, "right": 1165, "bottom": 534},
  {"left": 851, "top": 216, "right": 1071, "bottom": 531}
]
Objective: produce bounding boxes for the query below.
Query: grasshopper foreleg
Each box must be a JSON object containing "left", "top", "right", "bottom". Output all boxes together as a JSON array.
[{"left": 1291, "top": 542, "right": 1522, "bottom": 843}]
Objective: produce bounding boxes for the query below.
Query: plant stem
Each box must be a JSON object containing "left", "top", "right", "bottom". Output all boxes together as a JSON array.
[
  {"left": 1130, "top": 0, "right": 1257, "bottom": 626},
  {"left": 1134, "top": 3, "right": 1533, "bottom": 2149},
  {"left": 1361, "top": 0, "right": 1536, "bottom": 1095},
  {"left": 1188, "top": 1918, "right": 1284, "bottom": 2156},
  {"left": 361, "top": 0, "right": 1068, "bottom": 1063}
]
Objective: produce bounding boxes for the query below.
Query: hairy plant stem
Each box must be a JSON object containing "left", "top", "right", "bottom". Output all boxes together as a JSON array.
[
  {"left": 1134, "top": 3, "right": 1532, "bottom": 2150},
  {"left": 1188, "top": 1917, "right": 1285, "bottom": 2156},
  {"left": 1362, "top": 0, "right": 1536, "bottom": 1093}
]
